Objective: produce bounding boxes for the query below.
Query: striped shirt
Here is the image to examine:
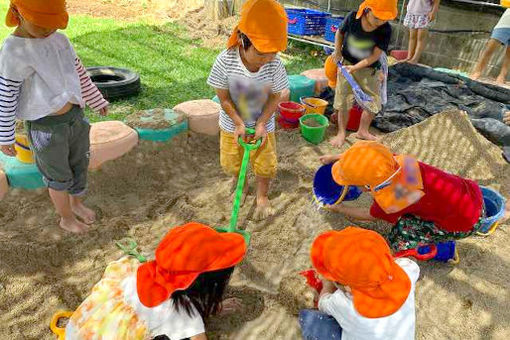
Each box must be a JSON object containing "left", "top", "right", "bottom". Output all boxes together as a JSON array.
[
  {"left": 207, "top": 48, "right": 289, "bottom": 133},
  {"left": 0, "top": 33, "right": 108, "bottom": 145}
]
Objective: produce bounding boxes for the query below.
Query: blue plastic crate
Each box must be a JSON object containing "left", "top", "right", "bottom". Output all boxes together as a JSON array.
[
  {"left": 286, "top": 8, "right": 330, "bottom": 36},
  {"left": 324, "top": 16, "right": 343, "bottom": 42}
]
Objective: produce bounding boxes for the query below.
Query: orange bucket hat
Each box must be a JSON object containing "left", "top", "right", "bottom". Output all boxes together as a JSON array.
[
  {"left": 324, "top": 55, "right": 338, "bottom": 88},
  {"left": 6, "top": 0, "right": 69, "bottom": 29},
  {"left": 332, "top": 141, "right": 424, "bottom": 214},
  {"left": 137, "top": 222, "right": 247, "bottom": 308},
  {"left": 356, "top": 0, "right": 398, "bottom": 21},
  {"left": 311, "top": 226, "right": 411, "bottom": 318},
  {"left": 227, "top": 0, "right": 288, "bottom": 53}
]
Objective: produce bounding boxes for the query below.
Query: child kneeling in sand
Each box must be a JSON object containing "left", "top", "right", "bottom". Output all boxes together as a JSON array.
[
  {"left": 207, "top": 0, "right": 289, "bottom": 220},
  {"left": 299, "top": 226, "right": 420, "bottom": 340},
  {"left": 0, "top": 0, "right": 108, "bottom": 233},
  {"left": 320, "top": 141, "right": 485, "bottom": 252},
  {"left": 65, "top": 223, "right": 246, "bottom": 339},
  {"left": 329, "top": 0, "right": 396, "bottom": 148}
]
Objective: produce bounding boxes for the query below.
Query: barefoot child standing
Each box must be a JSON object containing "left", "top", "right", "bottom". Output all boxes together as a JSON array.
[
  {"left": 207, "top": 0, "right": 289, "bottom": 220},
  {"left": 0, "top": 0, "right": 108, "bottom": 233},
  {"left": 402, "top": 0, "right": 440, "bottom": 64},
  {"left": 330, "top": 0, "right": 397, "bottom": 148}
]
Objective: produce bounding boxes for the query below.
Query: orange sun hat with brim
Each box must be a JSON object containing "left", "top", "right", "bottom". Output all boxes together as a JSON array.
[
  {"left": 324, "top": 55, "right": 338, "bottom": 88},
  {"left": 356, "top": 0, "right": 398, "bottom": 21},
  {"left": 227, "top": 0, "right": 288, "bottom": 53},
  {"left": 6, "top": 0, "right": 69, "bottom": 29},
  {"left": 137, "top": 222, "right": 247, "bottom": 308},
  {"left": 332, "top": 141, "right": 397, "bottom": 187},
  {"left": 311, "top": 227, "right": 411, "bottom": 318},
  {"left": 332, "top": 141, "right": 425, "bottom": 214}
]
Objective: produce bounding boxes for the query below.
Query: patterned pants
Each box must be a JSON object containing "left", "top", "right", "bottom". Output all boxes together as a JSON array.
[{"left": 388, "top": 214, "right": 484, "bottom": 252}]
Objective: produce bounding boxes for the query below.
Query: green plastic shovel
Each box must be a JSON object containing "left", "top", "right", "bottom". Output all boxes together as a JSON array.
[{"left": 216, "top": 128, "right": 261, "bottom": 245}]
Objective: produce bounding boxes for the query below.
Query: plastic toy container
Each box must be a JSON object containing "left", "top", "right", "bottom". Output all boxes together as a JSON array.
[
  {"left": 286, "top": 8, "right": 330, "bottom": 36},
  {"left": 324, "top": 16, "right": 343, "bottom": 42},
  {"left": 299, "top": 114, "right": 329, "bottom": 144},
  {"left": 313, "top": 163, "right": 363, "bottom": 206}
]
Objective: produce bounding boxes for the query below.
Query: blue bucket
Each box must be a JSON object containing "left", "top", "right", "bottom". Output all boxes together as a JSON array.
[
  {"left": 417, "top": 241, "right": 457, "bottom": 263},
  {"left": 313, "top": 164, "right": 362, "bottom": 206},
  {"left": 479, "top": 187, "right": 506, "bottom": 234}
]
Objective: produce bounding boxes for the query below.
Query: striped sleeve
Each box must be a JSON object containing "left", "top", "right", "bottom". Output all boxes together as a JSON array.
[
  {"left": 271, "top": 59, "right": 289, "bottom": 94},
  {"left": 207, "top": 52, "right": 229, "bottom": 89},
  {"left": 0, "top": 76, "right": 21, "bottom": 145},
  {"left": 74, "top": 58, "right": 108, "bottom": 111}
]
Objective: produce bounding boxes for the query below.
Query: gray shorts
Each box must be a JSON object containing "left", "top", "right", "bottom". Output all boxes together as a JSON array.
[{"left": 26, "top": 106, "right": 90, "bottom": 196}]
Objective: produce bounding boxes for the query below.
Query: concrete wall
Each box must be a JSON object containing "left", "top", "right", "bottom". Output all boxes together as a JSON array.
[{"left": 280, "top": 0, "right": 507, "bottom": 78}]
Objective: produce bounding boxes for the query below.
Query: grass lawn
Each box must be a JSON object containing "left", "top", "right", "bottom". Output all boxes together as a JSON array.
[{"left": 0, "top": 3, "right": 323, "bottom": 122}]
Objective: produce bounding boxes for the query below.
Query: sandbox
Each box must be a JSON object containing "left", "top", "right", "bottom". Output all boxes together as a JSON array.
[{"left": 0, "top": 111, "right": 508, "bottom": 339}]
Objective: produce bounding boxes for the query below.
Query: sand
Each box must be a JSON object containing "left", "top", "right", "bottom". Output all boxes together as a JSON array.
[
  {"left": 0, "top": 110, "right": 509, "bottom": 339},
  {"left": 302, "top": 118, "right": 323, "bottom": 128},
  {"left": 125, "top": 108, "right": 181, "bottom": 130}
]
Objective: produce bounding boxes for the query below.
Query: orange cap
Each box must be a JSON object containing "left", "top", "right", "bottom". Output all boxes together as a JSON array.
[
  {"left": 137, "top": 222, "right": 247, "bottom": 307},
  {"left": 332, "top": 141, "right": 425, "bottom": 214},
  {"left": 356, "top": 0, "right": 398, "bottom": 21},
  {"left": 227, "top": 0, "right": 288, "bottom": 53},
  {"left": 6, "top": 0, "right": 68, "bottom": 29},
  {"left": 332, "top": 141, "right": 397, "bottom": 187},
  {"left": 311, "top": 227, "right": 411, "bottom": 318},
  {"left": 324, "top": 55, "right": 338, "bottom": 88}
]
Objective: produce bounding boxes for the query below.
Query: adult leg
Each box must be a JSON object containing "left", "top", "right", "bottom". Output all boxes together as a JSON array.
[
  {"left": 471, "top": 38, "right": 500, "bottom": 80},
  {"left": 496, "top": 45, "right": 510, "bottom": 85}
]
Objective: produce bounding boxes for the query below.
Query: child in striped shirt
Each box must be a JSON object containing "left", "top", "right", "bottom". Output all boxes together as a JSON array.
[
  {"left": 0, "top": 0, "right": 109, "bottom": 233},
  {"left": 207, "top": 0, "right": 289, "bottom": 220}
]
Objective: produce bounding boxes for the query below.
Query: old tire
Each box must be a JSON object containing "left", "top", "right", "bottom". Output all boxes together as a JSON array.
[{"left": 87, "top": 67, "right": 141, "bottom": 101}]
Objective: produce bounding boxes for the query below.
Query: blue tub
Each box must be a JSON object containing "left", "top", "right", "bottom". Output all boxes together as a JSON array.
[
  {"left": 286, "top": 8, "right": 330, "bottom": 36},
  {"left": 479, "top": 186, "right": 506, "bottom": 234},
  {"left": 313, "top": 163, "right": 362, "bottom": 206},
  {"left": 324, "top": 16, "right": 343, "bottom": 42}
]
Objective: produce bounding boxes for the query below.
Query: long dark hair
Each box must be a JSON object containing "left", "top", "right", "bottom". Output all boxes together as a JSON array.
[
  {"left": 239, "top": 32, "right": 253, "bottom": 50},
  {"left": 171, "top": 266, "right": 235, "bottom": 319}
]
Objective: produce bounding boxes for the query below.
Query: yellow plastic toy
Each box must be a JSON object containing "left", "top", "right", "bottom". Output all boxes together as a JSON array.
[
  {"left": 50, "top": 311, "right": 73, "bottom": 339},
  {"left": 300, "top": 97, "right": 329, "bottom": 115},
  {"left": 14, "top": 134, "right": 34, "bottom": 164},
  {"left": 476, "top": 221, "right": 500, "bottom": 237},
  {"left": 501, "top": 0, "right": 510, "bottom": 8}
]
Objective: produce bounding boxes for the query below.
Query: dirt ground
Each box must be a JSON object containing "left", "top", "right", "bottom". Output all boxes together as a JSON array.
[
  {"left": 0, "top": 111, "right": 509, "bottom": 339},
  {"left": 67, "top": 0, "right": 205, "bottom": 20}
]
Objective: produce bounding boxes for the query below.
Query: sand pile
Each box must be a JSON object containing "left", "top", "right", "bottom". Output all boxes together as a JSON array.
[
  {"left": 182, "top": 7, "right": 238, "bottom": 49},
  {"left": 0, "top": 110, "right": 509, "bottom": 339}
]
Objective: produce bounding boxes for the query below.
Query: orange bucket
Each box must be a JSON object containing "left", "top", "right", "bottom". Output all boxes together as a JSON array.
[
  {"left": 300, "top": 97, "right": 328, "bottom": 115},
  {"left": 14, "top": 134, "right": 35, "bottom": 163}
]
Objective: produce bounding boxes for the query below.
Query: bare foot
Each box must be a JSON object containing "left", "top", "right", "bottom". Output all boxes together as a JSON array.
[
  {"left": 253, "top": 197, "right": 275, "bottom": 221},
  {"left": 496, "top": 75, "right": 506, "bottom": 85},
  {"left": 71, "top": 201, "right": 96, "bottom": 225},
  {"left": 60, "top": 217, "right": 89, "bottom": 233},
  {"left": 352, "top": 131, "right": 378, "bottom": 141},
  {"left": 329, "top": 133, "right": 346, "bottom": 148},
  {"left": 470, "top": 71, "right": 481, "bottom": 80}
]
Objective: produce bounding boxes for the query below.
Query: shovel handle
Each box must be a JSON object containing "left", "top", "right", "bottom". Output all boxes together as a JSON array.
[
  {"left": 238, "top": 128, "right": 262, "bottom": 150},
  {"left": 394, "top": 244, "right": 438, "bottom": 261}
]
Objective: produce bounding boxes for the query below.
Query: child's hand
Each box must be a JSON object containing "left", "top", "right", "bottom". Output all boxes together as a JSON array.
[
  {"left": 332, "top": 52, "right": 341, "bottom": 64},
  {"left": 234, "top": 123, "right": 246, "bottom": 144},
  {"left": 99, "top": 106, "right": 109, "bottom": 116},
  {"left": 254, "top": 122, "right": 268, "bottom": 146},
  {"left": 344, "top": 65, "right": 357, "bottom": 74},
  {"left": 319, "top": 154, "right": 339, "bottom": 165},
  {"left": 1, "top": 144, "right": 16, "bottom": 157},
  {"left": 504, "top": 111, "right": 510, "bottom": 125},
  {"left": 428, "top": 10, "right": 437, "bottom": 22}
]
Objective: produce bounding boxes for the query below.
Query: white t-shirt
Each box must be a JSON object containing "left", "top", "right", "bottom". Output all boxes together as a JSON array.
[
  {"left": 0, "top": 32, "right": 84, "bottom": 121},
  {"left": 318, "top": 258, "right": 420, "bottom": 340},
  {"left": 407, "top": 0, "right": 434, "bottom": 16},
  {"left": 121, "top": 276, "right": 205, "bottom": 339},
  {"left": 495, "top": 9, "right": 510, "bottom": 30},
  {"left": 207, "top": 48, "right": 289, "bottom": 134}
]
